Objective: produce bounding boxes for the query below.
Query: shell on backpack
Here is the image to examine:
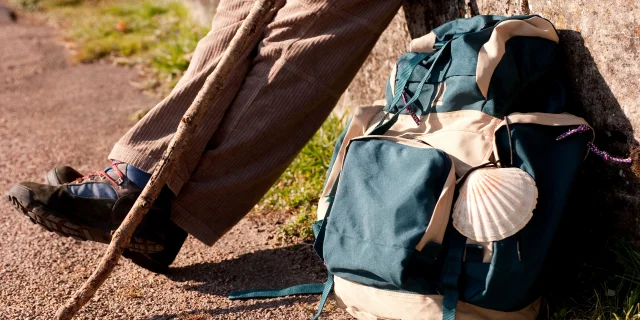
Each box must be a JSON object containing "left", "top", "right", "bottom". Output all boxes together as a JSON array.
[{"left": 452, "top": 167, "right": 538, "bottom": 242}]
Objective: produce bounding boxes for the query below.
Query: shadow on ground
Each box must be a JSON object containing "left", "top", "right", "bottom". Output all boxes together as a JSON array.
[
  {"left": 169, "top": 244, "right": 326, "bottom": 295},
  {"left": 149, "top": 243, "right": 327, "bottom": 319},
  {"left": 146, "top": 297, "right": 316, "bottom": 320}
]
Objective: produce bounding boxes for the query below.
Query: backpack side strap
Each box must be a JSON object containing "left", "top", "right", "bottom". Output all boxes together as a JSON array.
[
  {"left": 228, "top": 282, "right": 326, "bottom": 300},
  {"left": 441, "top": 229, "right": 467, "bottom": 320},
  {"left": 228, "top": 274, "right": 334, "bottom": 320}
]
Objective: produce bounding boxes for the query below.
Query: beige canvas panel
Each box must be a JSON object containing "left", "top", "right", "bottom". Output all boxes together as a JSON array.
[
  {"left": 366, "top": 110, "right": 501, "bottom": 177},
  {"left": 368, "top": 110, "right": 499, "bottom": 138},
  {"left": 390, "top": 63, "right": 398, "bottom": 94},
  {"left": 334, "top": 276, "right": 541, "bottom": 320},
  {"left": 476, "top": 17, "right": 560, "bottom": 98},
  {"left": 492, "top": 112, "right": 593, "bottom": 164},
  {"left": 418, "top": 130, "right": 494, "bottom": 177},
  {"left": 496, "top": 112, "right": 591, "bottom": 128},
  {"left": 410, "top": 32, "right": 437, "bottom": 53},
  {"left": 432, "top": 81, "right": 445, "bottom": 107},
  {"left": 416, "top": 164, "right": 455, "bottom": 248},
  {"left": 373, "top": 99, "right": 386, "bottom": 106},
  {"left": 317, "top": 104, "right": 384, "bottom": 220},
  {"left": 350, "top": 134, "right": 434, "bottom": 148}
]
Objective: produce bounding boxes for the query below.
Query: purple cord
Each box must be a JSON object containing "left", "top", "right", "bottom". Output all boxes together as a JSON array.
[
  {"left": 556, "top": 125, "right": 632, "bottom": 163},
  {"left": 587, "top": 142, "right": 633, "bottom": 163},
  {"left": 556, "top": 124, "right": 590, "bottom": 141},
  {"left": 401, "top": 92, "right": 420, "bottom": 126}
]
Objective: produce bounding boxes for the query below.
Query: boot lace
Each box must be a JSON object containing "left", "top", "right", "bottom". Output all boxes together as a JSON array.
[{"left": 74, "top": 161, "right": 126, "bottom": 186}]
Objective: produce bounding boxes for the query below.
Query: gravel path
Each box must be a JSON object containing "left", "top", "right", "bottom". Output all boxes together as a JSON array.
[{"left": 0, "top": 12, "right": 349, "bottom": 320}]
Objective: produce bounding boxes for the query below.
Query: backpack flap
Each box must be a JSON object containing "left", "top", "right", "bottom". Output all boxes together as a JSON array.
[{"left": 318, "top": 136, "right": 455, "bottom": 293}]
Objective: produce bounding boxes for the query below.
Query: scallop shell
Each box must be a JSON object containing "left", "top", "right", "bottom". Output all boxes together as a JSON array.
[{"left": 453, "top": 167, "right": 538, "bottom": 242}]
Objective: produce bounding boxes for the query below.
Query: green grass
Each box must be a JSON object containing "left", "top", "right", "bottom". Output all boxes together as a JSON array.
[
  {"left": 596, "top": 242, "right": 640, "bottom": 320},
  {"left": 551, "top": 239, "right": 640, "bottom": 319},
  {"left": 11, "top": 0, "right": 208, "bottom": 95},
  {"left": 253, "top": 115, "right": 345, "bottom": 243}
]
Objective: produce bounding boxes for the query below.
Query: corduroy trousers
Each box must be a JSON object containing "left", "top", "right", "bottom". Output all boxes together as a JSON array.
[{"left": 109, "top": 0, "right": 403, "bottom": 245}]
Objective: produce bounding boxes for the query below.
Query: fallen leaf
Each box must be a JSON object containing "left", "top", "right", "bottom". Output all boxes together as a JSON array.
[{"left": 115, "top": 21, "right": 127, "bottom": 32}]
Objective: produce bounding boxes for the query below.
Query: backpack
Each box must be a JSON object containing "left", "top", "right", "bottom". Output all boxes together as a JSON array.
[{"left": 230, "top": 14, "right": 624, "bottom": 320}]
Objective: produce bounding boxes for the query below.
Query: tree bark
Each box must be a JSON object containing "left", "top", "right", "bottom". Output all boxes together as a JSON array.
[
  {"left": 402, "top": 0, "right": 532, "bottom": 38},
  {"left": 402, "top": 0, "right": 474, "bottom": 38},
  {"left": 54, "top": 0, "right": 275, "bottom": 319}
]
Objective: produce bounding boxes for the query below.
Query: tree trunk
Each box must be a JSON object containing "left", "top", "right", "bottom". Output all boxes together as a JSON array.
[{"left": 402, "top": 0, "right": 474, "bottom": 38}]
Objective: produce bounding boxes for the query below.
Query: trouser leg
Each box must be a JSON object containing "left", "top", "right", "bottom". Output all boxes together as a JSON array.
[
  {"left": 109, "top": 0, "right": 284, "bottom": 191},
  {"left": 171, "top": 0, "right": 403, "bottom": 245}
]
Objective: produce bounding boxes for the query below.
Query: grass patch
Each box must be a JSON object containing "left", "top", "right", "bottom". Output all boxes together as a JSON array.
[
  {"left": 590, "top": 242, "right": 640, "bottom": 319},
  {"left": 253, "top": 115, "right": 345, "bottom": 243},
  {"left": 550, "top": 239, "right": 640, "bottom": 319},
  {"left": 11, "top": 0, "right": 208, "bottom": 95}
]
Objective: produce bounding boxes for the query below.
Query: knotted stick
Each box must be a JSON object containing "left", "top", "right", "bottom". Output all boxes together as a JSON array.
[{"left": 54, "top": 0, "right": 275, "bottom": 318}]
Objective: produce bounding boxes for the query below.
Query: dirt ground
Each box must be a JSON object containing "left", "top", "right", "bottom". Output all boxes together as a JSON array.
[{"left": 0, "top": 11, "right": 349, "bottom": 320}]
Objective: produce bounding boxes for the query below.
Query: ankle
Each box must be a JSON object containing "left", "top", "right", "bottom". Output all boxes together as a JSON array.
[{"left": 110, "top": 160, "right": 151, "bottom": 188}]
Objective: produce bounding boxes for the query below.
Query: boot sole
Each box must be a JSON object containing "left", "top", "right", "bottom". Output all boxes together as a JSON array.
[{"left": 5, "top": 185, "right": 163, "bottom": 253}]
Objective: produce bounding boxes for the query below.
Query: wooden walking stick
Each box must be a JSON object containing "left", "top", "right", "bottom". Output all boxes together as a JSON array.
[{"left": 54, "top": 0, "right": 275, "bottom": 318}]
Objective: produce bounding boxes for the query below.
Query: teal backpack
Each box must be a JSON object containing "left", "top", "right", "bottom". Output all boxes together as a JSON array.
[{"left": 230, "top": 14, "right": 628, "bottom": 319}]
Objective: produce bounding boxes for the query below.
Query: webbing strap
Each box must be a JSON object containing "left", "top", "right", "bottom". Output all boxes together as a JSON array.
[
  {"left": 315, "top": 175, "right": 340, "bottom": 259},
  {"left": 228, "top": 274, "right": 333, "bottom": 320},
  {"left": 228, "top": 283, "right": 326, "bottom": 300},
  {"left": 389, "top": 52, "right": 430, "bottom": 110},
  {"left": 229, "top": 175, "right": 339, "bottom": 319},
  {"left": 371, "top": 41, "right": 451, "bottom": 136},
  {"left": 402, "top": 42, "right": 449, "bottom": 109},
  {"left": 442, "top": 229, "right": 467, "bottom": 320},
  {"left": 312, "top": 273, "right": 334, "bottom": 320}
]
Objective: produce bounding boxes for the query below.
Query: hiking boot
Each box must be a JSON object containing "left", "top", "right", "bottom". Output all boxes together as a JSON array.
[
  {"left": 122, "top": 224, "right": 187, "bottom": 274},
  {"left": 44, "top": 166, "right": 83, "bottom": 186},
  {"left": 40, "top": 164, "right": 187, "bottom": 274},
  {"left": 6, "top": 161, "right": 169, "bottom": 253}
]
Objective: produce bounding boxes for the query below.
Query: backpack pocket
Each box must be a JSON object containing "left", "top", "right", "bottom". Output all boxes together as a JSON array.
[
  {"left": 458, "top": 115, "right": 592, "bottom": 311},
  {"left": 320, "top": 136, "right": 455, "bottom": 294}
]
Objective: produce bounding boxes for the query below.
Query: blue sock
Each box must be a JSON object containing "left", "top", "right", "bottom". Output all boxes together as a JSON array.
[
  {"left": 106, "top": 160, "right": 151, "bottom": 188},
  {"left": 125, "top": 164, "right": 151, "bottom": 188}
]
